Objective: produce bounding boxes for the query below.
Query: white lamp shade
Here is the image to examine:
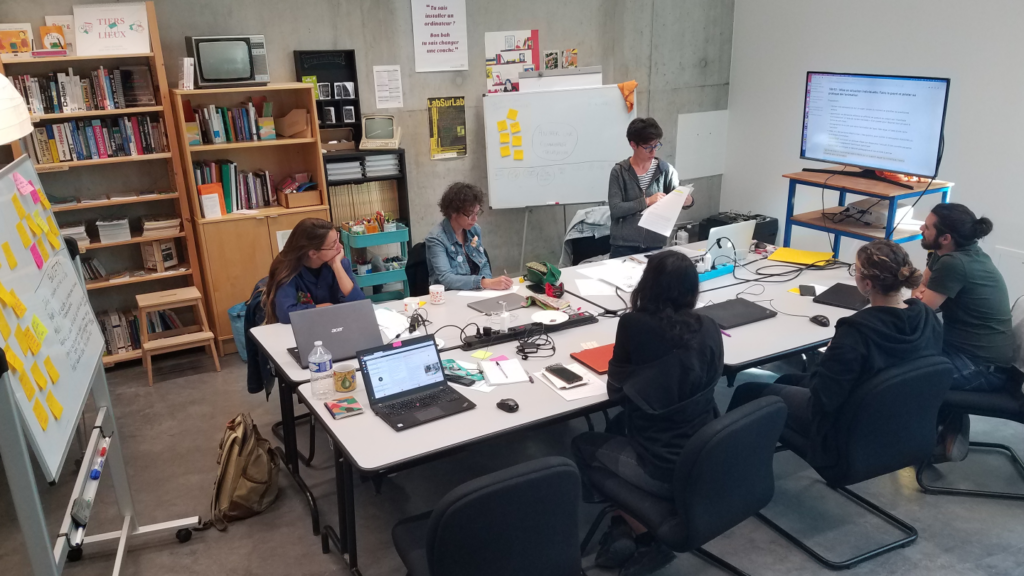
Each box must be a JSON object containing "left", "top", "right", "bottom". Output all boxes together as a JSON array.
[{"left": 0, "top": 73, "right": 33, "bottom": 146}]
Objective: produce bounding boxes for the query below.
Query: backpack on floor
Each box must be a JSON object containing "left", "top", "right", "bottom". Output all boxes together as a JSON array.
[{"left": 198, "top": 413, "right": 280, "bottom": 531}]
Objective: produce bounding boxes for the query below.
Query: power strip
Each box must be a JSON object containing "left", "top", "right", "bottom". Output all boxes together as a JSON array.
[{"left": 459, "top": 311, "right": 599, "bottom": 351}]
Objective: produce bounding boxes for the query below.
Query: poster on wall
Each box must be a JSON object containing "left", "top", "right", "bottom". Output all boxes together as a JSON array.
[
  {"left": 428, "top": 96, "right": 467, "bottom": 160},
  {"left": 484, "top": 30, "right": 539, "bottom": 93},
  {"left": 73, "top": 2, "right": 151, "bottom": 56},
  {"left": 410, "top": 0, "right": 469, "bottom": 72}
]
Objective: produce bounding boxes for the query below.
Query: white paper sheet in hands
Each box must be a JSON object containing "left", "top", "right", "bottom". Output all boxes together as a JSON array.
[{"left": 637, "top": 185, "right": 693, "bottom": 238}]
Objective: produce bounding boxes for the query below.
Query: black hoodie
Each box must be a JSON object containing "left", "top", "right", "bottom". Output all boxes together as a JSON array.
[{"left": 807, "top": 298, "right": 943, "bottom": 464}]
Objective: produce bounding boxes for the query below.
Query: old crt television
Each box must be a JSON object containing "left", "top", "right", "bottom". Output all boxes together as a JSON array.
[
  {"left": 185, "top": 35, "right": 270, "bottom": 88},
  {"left": 360, "top": 115, "right": 402, "bottom": 150}
]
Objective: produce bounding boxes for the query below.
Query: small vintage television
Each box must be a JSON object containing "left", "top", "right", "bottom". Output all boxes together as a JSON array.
[
  {"left": 360, "top": 115, "right": 402, "bottom": 150},
  {"left": 185, "top": 35, "right": 270, "bottom": 88}
]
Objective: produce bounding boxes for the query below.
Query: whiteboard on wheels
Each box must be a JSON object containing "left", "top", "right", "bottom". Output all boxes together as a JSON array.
[{"left": 483, "top": 85, "right": 635, "bottom": 209}]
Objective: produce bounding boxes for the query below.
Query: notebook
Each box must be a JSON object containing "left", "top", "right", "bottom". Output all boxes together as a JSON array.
[
  {"left": 813, "top": 283, "right": 869, "bottom": 311},
  {"left": 479, "top": 358, "right": 529, "bottom": 385},
  {"left": 324, "top": 396, "right": 365, "bottom": 420},
  {"left": 695, "top": 298, "right": 778, "bottom": 329},
  {"left": 570, "top": 343, "right": 615, "bottom": 375}
]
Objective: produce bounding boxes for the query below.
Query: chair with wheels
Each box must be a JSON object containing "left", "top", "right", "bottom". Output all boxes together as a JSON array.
[
  {"left": 758, "top": 356, "right": 953, "bottom": 570},
  {"left": 917, "top": 295, "right": 1024, "bottom": 499},
  {"left": 579, "top": 397, "right": 788, "bottom": 576},
  {"left": 406, "top": 242, "right": 429, "bottom": 297},
  {"left": 392, "top": 456, "right": 582, "bottom": 576}
]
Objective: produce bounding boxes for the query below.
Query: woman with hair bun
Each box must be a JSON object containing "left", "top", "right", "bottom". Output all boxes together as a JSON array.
[{"left": 728, "top": 240, "right": 942, "bottom": 467}]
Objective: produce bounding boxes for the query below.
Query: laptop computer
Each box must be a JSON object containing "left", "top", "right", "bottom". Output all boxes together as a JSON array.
[
  {"left": 813, "top": 283, "right": 869, "bottom": 311},
  {"left": 705, "top": 220, "right": 757, "bottom": 267},
  {"left": 288, "top": 299, "right": 384, "bottom": 368},
  {"left": 357, "top": 334, "right": 476, "bottom": 431},
  {"left": 695, "top": 298, "right": 778, "bottom": 329},
  {"left": 467, "top": 293, "right": 530, "bottom": 314}
]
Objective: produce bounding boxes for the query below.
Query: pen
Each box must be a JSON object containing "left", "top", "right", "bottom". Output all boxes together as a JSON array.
[
  {"left": 528, "top": 374, "right": 534, "bottom": 383},
  {"left": 495, "top": 360, "right": 509, "bottom": 378},
  {"left": 721, "top": 330, "right": 732, "bottom": 338}
]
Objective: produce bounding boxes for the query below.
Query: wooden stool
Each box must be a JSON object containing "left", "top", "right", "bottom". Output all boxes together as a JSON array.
[{"left": 136, "top": 286, "right": 220, "bottom": 386}]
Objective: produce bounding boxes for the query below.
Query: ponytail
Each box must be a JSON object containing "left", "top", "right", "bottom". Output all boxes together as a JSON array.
[{"left": 931, "top": 203, "right": 993, "bottom": 247}]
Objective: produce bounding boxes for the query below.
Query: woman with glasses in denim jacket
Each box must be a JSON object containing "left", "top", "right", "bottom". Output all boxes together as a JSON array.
[
  {"left": 607, "top": 117, "right": 694, "bottom": 259},
  {"left": 425, "top": 182, "right": 514, "bottom": 291}
]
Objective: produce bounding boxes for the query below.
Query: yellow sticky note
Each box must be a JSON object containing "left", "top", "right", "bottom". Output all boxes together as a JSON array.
[
  {"left": 2, "top": 242, "right": 17, "bottom": 269},
  {"left": 45, "top": 391, "right": 62, "bottom": 420},
  {"left": 43, "top": 356, "right": 60, "bottom": 383},
  {"left": 10, "top": 290, "right": 26, "bottom": 318},
  {"left": 32, "top": 211, "right": 47, "bottom": 231},
  {"left": 507, "top": 109, "right": 518, "bottom": 121},
  {"left": 19, "top": 371, "right": 35, "bottom": 402},
  {"left": 497, "top": 120, "right": 508, "bottom": 132},
  {"left": 471, "top": 350, "right": 494, "bottom": 360},
  {"left": 39, "top": 191, "right": 51, "bottom": 210},
  {"left": 5, "top": 344, "right": 23, "bottom": 373},
  {"left": 0, "top": 309, "right": 10, "bottom": 341},
  {"left": 46, "top": 232, "right": 60, "bottom": 250},
  {"left": 510, "top": 121, "right": 521, "bottom": 134},
  {"left": 46, "top": 215, "right": 59, "bottom": 236},
  {"left": 0, "top": 282, "right": 11, "bottom": 306},
  {"left": 25, "top": 329, "right": 41, "bottom": 356},
  {"left": 32, "top": 398, "right": 48, "bottom": 431},
  {"left": 25, "top": 215, "right": 42, "bottom": 236},
  {"left": 31, "top": 362, "right": 47, "bottom": 390},
  {"left": 38, "top": 240, "right": 49, "bottom": 263},
  {"left": 16, "top": 222, "right": 32, "bottom": 248},
  {"left": 513, "top": 150, "right": 524, "bottom": 160},
  {"left": 788, "top": 287, "right": 801, "bottom": 294},
  {"left": 500, "top": 146, "right": 511, "bottom": 158},
  {"left": 11, "top": 194, "right": 27, "bottom": 219},
  {"left": 499, "top": 133, "right": 510, "bottom": 144},
  {"left": 30, "top": 315, "right": 48, "bottom": 343},
  {"left": 14, "top": 325, "right": 29, "bottom": 355},
  {"left": 512, "top": 135, "right": 522, "bottom": 146}
]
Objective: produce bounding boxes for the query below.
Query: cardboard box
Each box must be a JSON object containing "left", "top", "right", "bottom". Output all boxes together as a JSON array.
[
  {"left": 275, "top": 109, "right": 311, "bottom": 138},
  {"left": 277, "top": 189, "right": 321, "bottom": 209},
  {"left": 321, "top": 128, "right": 355, "bottom": 152}
]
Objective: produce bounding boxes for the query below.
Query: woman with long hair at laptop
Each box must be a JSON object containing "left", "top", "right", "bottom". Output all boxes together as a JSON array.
[
  {"left": 571, "top": 250, "right": 723, "bottom": 575},
  {"left": 262, "top": 218, "right": 365, "bottom": 324},
  {"left": 727, "top": 239, "right": 941, "bottom": 466}
]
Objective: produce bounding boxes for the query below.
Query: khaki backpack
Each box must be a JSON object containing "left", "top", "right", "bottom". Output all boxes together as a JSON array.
[{"left": 199, "top": 413, "right": 280, "bottom": 531}]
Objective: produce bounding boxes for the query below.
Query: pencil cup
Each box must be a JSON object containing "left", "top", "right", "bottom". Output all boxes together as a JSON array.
[
  {"left": 429, "top": 284, "right": 446, "bottom": 304},
  {"left": 334, "top": 363, "right": 358, "bottom": 393},
  {"left": 404, "top": 297, "right": 420, "bottom": 313}
]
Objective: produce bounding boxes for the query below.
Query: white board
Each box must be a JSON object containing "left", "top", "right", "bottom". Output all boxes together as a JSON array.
[
  {"left": 674, "top": 110, "right": 729, "bottom": 180},
  {"left": 483, "top": 85, "right": 635, "bottom": 209},
  {"left": 0, "top": 156, "right": 104, "bottom": 482}
]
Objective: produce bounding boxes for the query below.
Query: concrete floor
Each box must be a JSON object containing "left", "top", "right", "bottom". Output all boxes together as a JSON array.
[{"left": 3, "top": 350, "right": 1024, "bottom": 575}]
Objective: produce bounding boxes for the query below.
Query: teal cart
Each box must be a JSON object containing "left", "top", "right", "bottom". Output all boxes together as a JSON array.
[{"left": 340, "top": 223, "right": 410, "bottom": 302}]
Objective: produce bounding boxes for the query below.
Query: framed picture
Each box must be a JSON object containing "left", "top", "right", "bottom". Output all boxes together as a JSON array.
[
  {"left": 544, "top": 51, "right": 559, "bottom": 70},
  {"left": 323, "top": 106, "right": 336, "bottom": 124},
  {"left": 340, "top": 82, "right": 356, "bottom": 99},
  {"left": 342, "top": 106, "right": 356, "bottom": 123},
  {"left": 562, "top": 49, "right": 578, "bottom": 69},
  {"left": 317, "top": 83, "right": 332, "bottom": 100}
]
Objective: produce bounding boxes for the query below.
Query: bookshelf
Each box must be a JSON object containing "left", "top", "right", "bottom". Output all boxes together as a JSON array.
[
  {"left": 170, "top": 83, "right": 329, "bottom": 355},
  {"left": 0, "top": 1, "right": 204, "bottom": 367}
]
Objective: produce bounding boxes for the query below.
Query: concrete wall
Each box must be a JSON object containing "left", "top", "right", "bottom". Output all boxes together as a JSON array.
[
  {"left": 724, "top": 0, "right": 1024, "bottom": 297},
  {"left": 7, "top": 0, "right": 733, "bottom": 273}
]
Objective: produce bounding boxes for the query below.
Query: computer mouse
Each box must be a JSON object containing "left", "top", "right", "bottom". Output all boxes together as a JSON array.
[
  {"left": 810, "top": 315, "right": 830, "bottom": 327},
  {"left": 497, "top": 398, "right": 519, "bottom": 413}
]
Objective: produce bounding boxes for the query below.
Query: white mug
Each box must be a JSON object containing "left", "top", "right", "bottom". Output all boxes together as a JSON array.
[
  {"left": 429, "top": 284, "right": 446, "bottom": 304},
  {"left": 404, "top": 297, "right": 420, "bottom": 313}
]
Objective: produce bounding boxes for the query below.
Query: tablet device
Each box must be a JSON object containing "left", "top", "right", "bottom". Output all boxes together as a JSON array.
[{"left": 695, "top": 298, "right": 778, "bottom": 330}]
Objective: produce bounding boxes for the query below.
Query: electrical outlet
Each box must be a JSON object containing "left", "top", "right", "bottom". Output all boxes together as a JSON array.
[{"left": 994, "top": 245, "right": 1024, "bottom": 301}]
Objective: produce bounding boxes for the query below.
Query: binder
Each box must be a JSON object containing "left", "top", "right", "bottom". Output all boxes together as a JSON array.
[{"left": 569, "top": 343, "right": 615, "bottom": 375}]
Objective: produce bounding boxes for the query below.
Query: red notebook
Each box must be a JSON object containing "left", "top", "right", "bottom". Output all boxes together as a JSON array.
[{"left": 570, "top": 343, "right": 615, "bottom": 375}]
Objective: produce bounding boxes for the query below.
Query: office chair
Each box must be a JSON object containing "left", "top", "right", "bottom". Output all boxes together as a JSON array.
[
  {"left": 406, "top": 242, "right": 429, "bottom": 297},
  {"left": 759, "top": 357, "right": 953, "bottom": 570},
  {"left": 917, "top": 296, "right": 1024, "bottom": 500},
  {"left": 392, "top": 456, "right": 582, "bottom": 576},
  {"left": 579, "top": 397, "right": 787, "bottom": 576}
]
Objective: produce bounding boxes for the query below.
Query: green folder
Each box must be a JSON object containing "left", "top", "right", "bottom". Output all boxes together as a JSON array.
[{"left": 220, "top": 162, "right": 233, "bottom": 213}]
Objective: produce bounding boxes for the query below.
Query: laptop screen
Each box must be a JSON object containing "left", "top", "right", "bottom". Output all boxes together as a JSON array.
[{"left": 359, "top": 337, "right": 445, "bottom": 401}]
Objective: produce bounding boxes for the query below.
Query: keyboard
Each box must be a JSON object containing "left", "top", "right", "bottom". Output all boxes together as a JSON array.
[
  {"left": 459, "top": 311, "right": 599, "bottom": 351},
  {"left": 379, "top": 387, "right": 463, "bottom": 416}
]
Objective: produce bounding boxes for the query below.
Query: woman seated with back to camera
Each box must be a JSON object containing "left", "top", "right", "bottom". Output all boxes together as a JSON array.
[
  {"left": 727, "top": 239, "right": 943, "bottom": 467},
  {"left": 571, "top": 251, "right": 723, "bottom": 576},
  {"left": 425, "top": 182, "right": 514, "bottom": 291}
]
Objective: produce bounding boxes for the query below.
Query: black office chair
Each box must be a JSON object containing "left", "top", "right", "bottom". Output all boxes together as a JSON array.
[
  {"left": 580, "top": 397, "right": 787, "bottom": 576},
  {"left": 392, "top": 456, "right": 582, "bottom": 576},
  {"left": 569, "top": 234, "right": 611, "bottom": 266},
  {"left": 758, "top": 357, "right": 953, "bottom": 570},
  {"left": 406, "top": 242, "right": 430, "bottom": 297}
]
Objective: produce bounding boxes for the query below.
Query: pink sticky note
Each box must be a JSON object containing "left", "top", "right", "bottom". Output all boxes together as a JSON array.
[
  {"left": 29, "top": 189, "right": 40, "bottom": 204},
  {"left": 12, "top": 173, "right": 35, "bottom": 196},
  {"left": 29, "top": 244, "right": 44, "bottom": 270},
  {"left": 488, "top": 355, "right": 510, "bottom": 362}
]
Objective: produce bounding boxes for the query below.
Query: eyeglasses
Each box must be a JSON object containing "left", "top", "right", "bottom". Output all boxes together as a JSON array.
[
  {"left": 639, "top": 142, "right": 663, "bottom": 153},
  {"left": 317, "top": 239, "right": 340, "bottom": 252},
  {"left": 463, "top": 209, "right": 483, "bottom": 218}
]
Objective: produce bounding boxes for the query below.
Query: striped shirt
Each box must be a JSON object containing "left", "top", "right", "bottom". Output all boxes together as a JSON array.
[{"left": 637, "top": 159, "right": 658, "bottom": 192}]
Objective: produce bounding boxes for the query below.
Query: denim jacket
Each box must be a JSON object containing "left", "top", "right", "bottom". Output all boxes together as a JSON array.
[{"left": 425, "top": 219, "right": 493, "bottom": 290}]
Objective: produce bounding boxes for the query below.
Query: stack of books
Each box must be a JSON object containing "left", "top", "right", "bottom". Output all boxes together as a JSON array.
[
  {"left": 364, "top": 155, "right": 401, "bottom": 178},
  {"left": 81, "top": 257, "right": 110, "bottom": 281},
  {"left": 26, "top": 115, "right": 168, "bottom": 165},
  {"left": 326, "top": 160, "right": 363, "bottom": 182},
  {"left": 98, "top": 309, "right": 143, "bottom": 357},
  {"left": 95, "top": 217, "right": 131, "bottom": 244},
  {"left": 328, "top": 180, "right": 401, "bottom": 225},
  {"left": 9, "top": 65, "right": 156, "bottom": 116},
  {"left": 59, "top": 222, "right": 90, "bottom": 247},
  {"left": 192, "top": 160, "right": 276, "bottom": 214},
  {"left": 141, "top": 215, "right": 181, "bottom": 237}
]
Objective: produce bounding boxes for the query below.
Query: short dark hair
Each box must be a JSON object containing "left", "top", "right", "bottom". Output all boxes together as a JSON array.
[
  {"left": 438, "top": 182, "right": 485, "bottom": 219},
  {"left": 630, "top": 251, "right": 701, "bottom": 344},
  {"left": 626, "top": 117, "right": 663, "bottom": 146},
  {"left": 931, "top": 203, "right": 993, "bottom": 248}
]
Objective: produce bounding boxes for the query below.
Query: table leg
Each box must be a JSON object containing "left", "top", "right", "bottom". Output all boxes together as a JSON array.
[
  {"left": 322, "top": 441, "right": 361, "bottom": 575},
  {"left": 275, "top": 381, "right": 321, "bottom": 536},
  {"left": 783, "top": 181, "right": 797, "bottom": 248}
]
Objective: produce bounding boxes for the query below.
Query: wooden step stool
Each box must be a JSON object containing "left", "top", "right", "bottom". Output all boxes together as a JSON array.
[{"left": 136, "top": 286, "right": 220, "bottom": 386}]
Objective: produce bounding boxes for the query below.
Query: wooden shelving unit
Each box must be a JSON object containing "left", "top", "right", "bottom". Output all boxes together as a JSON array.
[
  {"left": 0, "top": 2, "right": 203, "bottom": 367},
  {"left": 171, "top": 82, "right": 329, "bottom": 355},
  {"left": 79, "top": 231, "right": 187, "bottom": 252}
]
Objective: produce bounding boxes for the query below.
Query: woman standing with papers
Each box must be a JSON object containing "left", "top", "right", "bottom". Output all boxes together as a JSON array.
[{"left": 607, "top": 118, "right": 694, "bottom": 258}]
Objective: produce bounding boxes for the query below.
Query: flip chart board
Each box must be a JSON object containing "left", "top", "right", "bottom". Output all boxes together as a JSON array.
[{"left": 0, "top": 155, "right": 104, "bottom": 482}]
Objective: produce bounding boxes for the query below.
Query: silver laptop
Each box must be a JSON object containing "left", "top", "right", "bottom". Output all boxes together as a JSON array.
[
  {"left": 288, "top": 300, "right": 384, "bottom": 368},
  {"left": 467, "top": 293, "right": 530, "bottom": 314},
  {"left": 705, "top": 220, "right": 757, "bottom": 268}
]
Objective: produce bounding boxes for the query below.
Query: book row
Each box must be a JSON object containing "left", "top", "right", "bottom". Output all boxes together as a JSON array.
[
  {"left": 184, "top": 98, "right": 276, "bottom": 145},
  {"left": 98, "top": 308, "right": 184, "bottom": 357},
  {"left": 26, "top": 116, "right": 168, "bottom": 165},
  {"left": 192, "top": 160, "right": 277, "bottom": 217},
  {"left": 10, "top": 66, "right": 156, "bottom": 116}
]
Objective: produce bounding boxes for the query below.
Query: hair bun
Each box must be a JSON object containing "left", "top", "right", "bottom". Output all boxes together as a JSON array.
[{"left": 898, "top": 266, "right": 913, "bottom": 281}]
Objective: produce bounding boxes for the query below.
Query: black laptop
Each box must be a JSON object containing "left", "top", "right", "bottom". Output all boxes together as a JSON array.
[
  {"left": 813, "top": 283, "right": 869, "bottom": 311},
  {"left": 357, "top": 334, "right": 476, "bottom": 431},
  {"left": 696, "top": 298, "right": 778, "bottom": 329}
]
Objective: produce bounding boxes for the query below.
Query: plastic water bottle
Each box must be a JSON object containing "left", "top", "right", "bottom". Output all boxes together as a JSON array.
[{"left": 308, "top": 341, "right": 334, "bottom": 401}]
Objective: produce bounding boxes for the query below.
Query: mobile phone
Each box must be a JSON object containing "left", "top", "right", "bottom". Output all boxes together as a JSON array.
[
  {"left": 545, "top": 363, "right": 583, "bottom": 386},
  {"left": 525, "top": 283, "right": 545, "bottom": 294},
  {"left": 445, "top": 374, "right": 477, "bottom": 387},
  {"left": 798, "top": 285, "right": 817, "bottom": 297}
]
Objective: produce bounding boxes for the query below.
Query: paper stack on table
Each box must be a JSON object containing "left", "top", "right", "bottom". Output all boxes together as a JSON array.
[
  {"left": 577, "top": 260, "right": 646, "bottom": 292},
  {"left": 574, "top": 278, "right": 616, "bottom": 296},
  {"left": 637, "top": 185, "right": 693, "bottom": 238}
]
